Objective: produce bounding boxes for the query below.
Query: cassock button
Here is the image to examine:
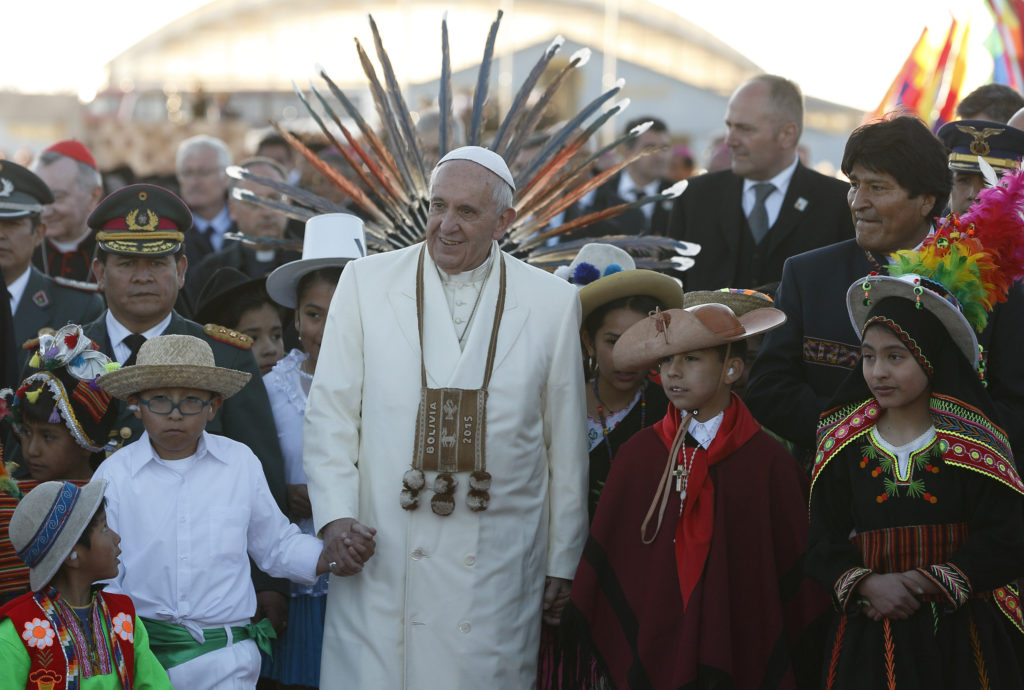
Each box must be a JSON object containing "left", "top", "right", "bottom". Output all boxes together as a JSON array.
[
  {"left": 411, "top": 548, "right": 424, "bottom": 560},
  {"left": 119, "top": 427, "right": 132, "bottom": 439},
  {"left": 464, "top": 555, "right": 475, "bottom": 566},
  {"left": 458, "top": 621, "right": 471, "bottom": 633}
]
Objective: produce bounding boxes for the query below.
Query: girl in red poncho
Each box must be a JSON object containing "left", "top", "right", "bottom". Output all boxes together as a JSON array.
[{"left": 568, "top": 298, "right": 829, "bottom": 689}]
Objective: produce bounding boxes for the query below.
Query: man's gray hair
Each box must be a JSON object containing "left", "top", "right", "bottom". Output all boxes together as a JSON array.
[
  {"left": 176, "top": 134, "right": 232, "bottom": 174},
  {"left": 429, "top": 163, "right": 515, "bottom": 215},
  {"left": 749, "top": 74, "right": 804, "bottom": 139},
  {"left": 35, "top": 150, "right": 102, "bottom": 192}
]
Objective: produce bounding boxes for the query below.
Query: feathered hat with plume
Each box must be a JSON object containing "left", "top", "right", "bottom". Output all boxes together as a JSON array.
[
  {"left": 225, "top": 11, "right": 700, "bottom": 275},
  {"left": 847, "top": 166, "right": 1024, "bottom": 371}
]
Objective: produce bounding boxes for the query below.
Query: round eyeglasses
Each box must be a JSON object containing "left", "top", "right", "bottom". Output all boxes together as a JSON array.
[{"left": 138, "top": 396, "right": 213, "bottom": 416}]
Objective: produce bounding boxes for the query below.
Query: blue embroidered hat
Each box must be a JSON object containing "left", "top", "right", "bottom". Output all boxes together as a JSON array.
[{"left": 8, "top": 479, "right": 107, "bottom": 590}]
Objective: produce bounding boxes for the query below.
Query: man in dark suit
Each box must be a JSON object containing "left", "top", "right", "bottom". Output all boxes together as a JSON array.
[
  {"left": 746, "top": 116, "right": 1024, "bottom": 460},
  {"left": 83, "top": 182, "right": 292, "bottom": 630},
  {"left": 1, "top": 161, "right": 104, "bottom": 370},
  {"left": 668, "top": 75, "right": 853, "bottom": 291},
  {"left": 183, "top": 157, "right": 300, "bottom": 309},
  {"left": 176, "top": 134, "right": 237, "bottom": 267},
  {"left": 584, "top": 116, "right": 674, "bottom": 237}
]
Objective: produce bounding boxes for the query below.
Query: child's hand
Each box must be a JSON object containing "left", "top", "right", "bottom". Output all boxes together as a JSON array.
[
  {"left": 321, "top": 518, "right": 378, "bottom": 575},
  {"left": 542, "top": 577, "right": 572, "bottom": 626},
  {"left": 287, "top": 484, "right": 312, "bottom": 520},
  {"left": 855, "top": 573, "right": 921, "bottom": 621}
]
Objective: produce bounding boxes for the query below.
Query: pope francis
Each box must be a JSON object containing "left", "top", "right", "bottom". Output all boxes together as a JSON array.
[{"left": 303, "top": 146, "right": 589, "bottom": 689}]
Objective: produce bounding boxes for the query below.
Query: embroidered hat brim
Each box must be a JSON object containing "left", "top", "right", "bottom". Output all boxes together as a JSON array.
[
  {"left": 8, "top": 479, "right": 107, "bottom": 591},
  {"left": 846, "top": 275, "right": 978, "bottom": 369},
  {"left": 579, "top": 269, "right": 684, "bottom": 322},
  {"left": 613, "top": 304, "right": 786, "bottom": 371}
]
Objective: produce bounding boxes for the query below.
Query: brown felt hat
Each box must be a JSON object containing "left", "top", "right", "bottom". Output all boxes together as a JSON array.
[{"left": 613, "top": 304, "right": 786, "bottom": 371}]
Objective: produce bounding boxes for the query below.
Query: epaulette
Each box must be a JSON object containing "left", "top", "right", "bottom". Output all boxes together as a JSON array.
[
  {"left": 204, "top": 323, "right": 253, "bottom": 349},
  {"left": 52, "top": 276, "right": 101, "bottom": 293}
]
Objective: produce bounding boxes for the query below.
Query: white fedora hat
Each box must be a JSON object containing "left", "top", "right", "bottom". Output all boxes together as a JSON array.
[{"left": 266, "top": 213, "right": 367, "bottom": 308}]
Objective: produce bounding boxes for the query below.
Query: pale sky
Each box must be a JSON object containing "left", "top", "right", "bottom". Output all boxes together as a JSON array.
[{"left": 1, "top": 0, "right": 1001, "bottom": 112}]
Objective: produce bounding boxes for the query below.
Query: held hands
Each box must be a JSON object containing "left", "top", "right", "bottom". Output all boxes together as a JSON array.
[
  {"left": 855, "top": 570, "right": 941, "bottom": 621},
  {"left": 320, "top": 518, "right": 378, "bottom": 576},
  {"left": 542, "top": 577, "right": 572, "bottom": 626}
]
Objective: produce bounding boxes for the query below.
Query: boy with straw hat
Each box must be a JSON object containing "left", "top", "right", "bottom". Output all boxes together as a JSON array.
[
  {"left": 92, "top": 335, "right": 336, "bottom": 689},
  {"left": 569, "top": 298, "right": 827, "bottom": 689},
  {"left": 0, "top": 479, "right": 171, "bottom": 688}
]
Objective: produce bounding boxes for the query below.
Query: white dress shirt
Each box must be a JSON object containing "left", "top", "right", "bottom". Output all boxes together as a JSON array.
[
  {"left": 617, "top": 170, "right": 661, "bottom": 223},
  {"left": 192, "top": 204, "right": 233, "bottom": 252},
  {"left": 687, "top": 411, "right": 725, "bottom": 450},
  {"left": 94, "top": 430, "right": 322, "bottom": 640},
  {"left": 105, "top": 311, "right": 173, "bottom": 364},
  {"left": 437, "top": 244, "right": 495, "bottom": 350},
  {"left": 741, "top": 156, "right": 799, "bottom": 230},
  {"left": 6, "top": 266, "right": 30, "bottom": 315}
]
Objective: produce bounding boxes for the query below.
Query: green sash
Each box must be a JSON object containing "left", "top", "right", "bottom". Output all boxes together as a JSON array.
[{"left": 142, "top": 616, "right": 276, "bottom": 669}]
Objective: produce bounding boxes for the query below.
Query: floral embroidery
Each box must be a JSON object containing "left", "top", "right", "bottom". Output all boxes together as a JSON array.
[
  {"left": 111, "top": 612, "right": 134, "bottom": 642},
  {"left": 22, "top": 618, "right": 55, "bottom": 648}
]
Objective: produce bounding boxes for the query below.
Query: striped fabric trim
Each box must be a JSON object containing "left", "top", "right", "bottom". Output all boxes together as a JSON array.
[
  {"left": 852, "top": 523, "right": 967, "bottom": 574},
  {"left": 16, "top": 483, "right": 80, "bottom": 567},
  {"left": 834, "top": 567, "right": 872, "bottom": 611}
]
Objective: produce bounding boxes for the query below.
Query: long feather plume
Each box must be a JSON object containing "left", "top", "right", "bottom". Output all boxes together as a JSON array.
[
  {"left": 369, "top": 14, "right": 428, "bottom": 190},
  {"left": 318, "top": 68, "right": 405, "bottom": 196},
  {"left": 503, "top": 46, "right": 591, "bottom": 167},
  {"left": 491, "top": 35, "right": 565, "bottom": 155},
  {"left": 227, "top": 165, "right": 340, "bottom": 215},
  {"left": 355, "top": 36, "right": 421, "bottom": 197},
  {"left": 439, "top": 15, "right": 454, "bottom": 158},
  {"left": 515, "top": 78, "right": 624, "bottom": 186},
  {"left": 469, "top": 10, "right": 503, "bottom": 146}
]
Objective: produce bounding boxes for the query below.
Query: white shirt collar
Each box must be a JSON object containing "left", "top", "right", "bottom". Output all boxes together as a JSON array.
[
  {"left": 131, "top": 430, "right": 228, "bottom": 477},
  {"left": 436, "top": 241, "right": 496, "bottom": 285},
  {"left": 105, "top": 310, "right": 174, "bottom": 364},
  {"left": 6, "top": 265, "right": 32, "bottom": 314},
  {"left": 618, "top": 169, "right": 660, "bottom": 200},
  {"left": 193, "top": 204, "right": 232, "bottom": 235},
  {"left": 742, "top": 155, "right": 799, "bottom": 197},
  {"left": 687, "top": 411, "right": 725, "bottom": 450}
]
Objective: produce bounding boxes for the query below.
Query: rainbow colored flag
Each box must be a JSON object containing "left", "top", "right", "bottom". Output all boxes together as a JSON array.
[
  {"left": 985, "top": 0, "right": 1024, "bottom": 89},
  {"left": 869, "top": 19, "right": 973, "bottom": 129}
]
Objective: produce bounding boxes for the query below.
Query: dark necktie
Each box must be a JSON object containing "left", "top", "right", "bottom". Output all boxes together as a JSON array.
[
  {"left": 748, "top": 182, "right": 776, "bottom": 245},
  {"left": 123, "top": 333, "right": 147, "bottom": 367}
]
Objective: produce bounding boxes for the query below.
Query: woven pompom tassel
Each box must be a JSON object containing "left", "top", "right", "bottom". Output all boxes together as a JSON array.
[{"left": 48, "top": 406, "right": 61, "bottom": 424}]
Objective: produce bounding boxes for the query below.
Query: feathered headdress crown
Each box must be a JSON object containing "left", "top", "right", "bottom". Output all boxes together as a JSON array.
[{"left": 888, "top": 167, "right": 1024, "bottom": 333}]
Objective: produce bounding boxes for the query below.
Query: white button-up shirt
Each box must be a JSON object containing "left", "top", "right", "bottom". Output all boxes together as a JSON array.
[
  {"left": 105, "top": 311, "right": 172, "bottom": 364},
  {"left": 94, "top": 431, "right": 322, "bottom": 640}
]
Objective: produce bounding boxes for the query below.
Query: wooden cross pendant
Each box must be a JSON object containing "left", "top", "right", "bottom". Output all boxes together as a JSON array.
[{"left": 673, "top": 465, "right": 689, "bottom": 493}]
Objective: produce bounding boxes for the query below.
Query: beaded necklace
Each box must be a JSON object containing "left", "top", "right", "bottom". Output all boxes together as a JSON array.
[{"left": 592, "top": 377, "right": 646, "bottom": 459}]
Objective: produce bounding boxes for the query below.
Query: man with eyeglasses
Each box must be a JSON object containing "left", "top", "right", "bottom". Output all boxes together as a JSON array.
[{"left": 176, "top": 135, "right": 236, "bottom": 267}]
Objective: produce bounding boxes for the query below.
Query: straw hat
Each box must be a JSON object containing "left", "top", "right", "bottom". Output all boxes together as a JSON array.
[
  {"left": 9, "top": 480, "right": 107, "bottom": 590},
  {"left": 613, "top": 304, "right": 786, "bottom": 371},
  {"left": 846, "top": 274, "right": 979, "bottom": 369},
  {"left": 97, "top": 335, "right": 251, "bottom": 399},
  {"left": 683, "top": 288, "right": 774, "bottom": 316},
  {"left": 554, "top": 243, "right": 683, "bottom": 321},
  {"left": 266, "top": 213, "right": 367, "bottom": 308}
]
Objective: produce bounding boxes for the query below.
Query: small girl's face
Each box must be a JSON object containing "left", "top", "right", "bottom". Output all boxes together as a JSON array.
[
  {"left": 585, "top": 307, "right": 649, "bottom": 393},
  {"left": 237, "top": 303, "right": 285, "bottom": 376},
  {"left": 861, "top": 325, "right": 931, "bottom": 411},
  {"left": 17, "top": 418, "right": 93, "bottom": 482},
  {"left": 295, "top": 279, "right": 338, "bottom": 373}
]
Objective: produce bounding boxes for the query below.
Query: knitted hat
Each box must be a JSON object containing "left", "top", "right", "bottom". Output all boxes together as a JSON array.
[
  {"left": 97, "top": 335, "right": 251, "bottom": 399},
  {"left": 555, "top": 242, "right": 683, "bottom": 321},
  {"left": 8, "top": 480, "right": 107, "bottom": 590},
  {"left": 3, "top": 325, "right": 118, "bottom": 453},
  {"left": 613, "top": 304, "right": 785, "bottom": 371},
  {"left": 266, "top": 213, "right": 366, "bottom": 308}
]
